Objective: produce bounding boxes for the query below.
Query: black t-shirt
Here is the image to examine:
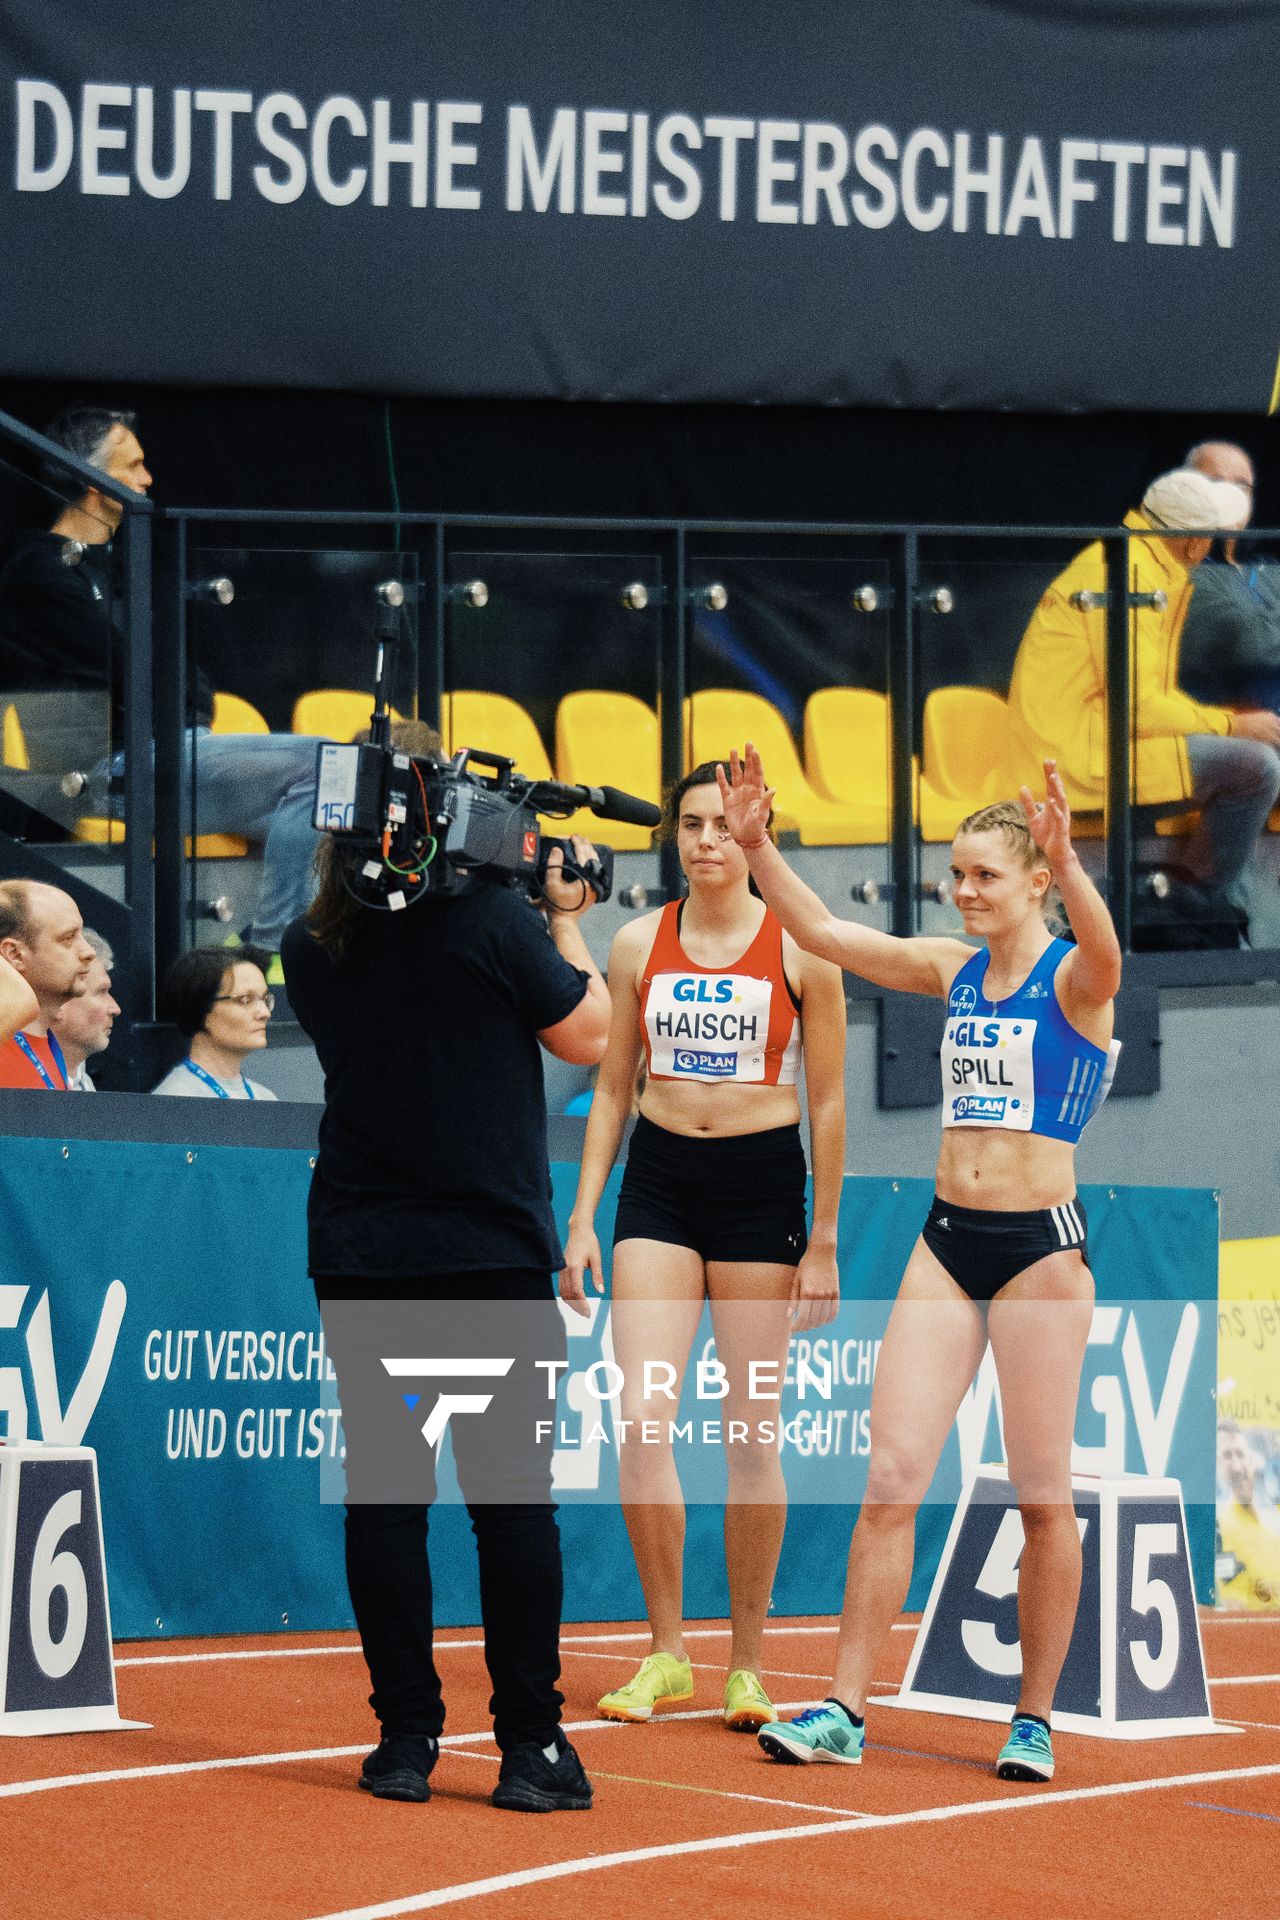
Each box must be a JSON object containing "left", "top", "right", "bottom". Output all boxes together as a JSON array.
[
  {"left": 0, "top": 530, "right": 213, "bottom": 738},
  {"left": 281, "top": 882, "right": 588, "bottom": 1280}
]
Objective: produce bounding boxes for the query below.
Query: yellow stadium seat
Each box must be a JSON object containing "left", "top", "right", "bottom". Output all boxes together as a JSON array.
[
  {"left": 443, "top": 691, "right": 599, "bottom": 841},
  {"left": 3, "top": 704, "right": 29, "bottom": 770},
  {"left": 211, "top": 691, "right": 269, "bottom": 734},
  {"left": 291, "top": 689, "right": 402, "bottom": 740},
  {"left": 688, "top": 688, "right": 876, "bottom": 845},
  {"left": 802, "top": 688, "right": 891, "bottom": 841},
  {"left": 69, "top": 818, "right": 250, "bottom": 856},
  {"left": 555, "top": 691, "right": 659, "bottom": 851},
  {"left": 920, "top": 686, "right": 1008, "bottom": 841}
]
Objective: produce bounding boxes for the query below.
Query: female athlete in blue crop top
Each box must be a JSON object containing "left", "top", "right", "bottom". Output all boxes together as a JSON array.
[{"left": 719, "top": 748, "right": 1122, "bottom": 1786}]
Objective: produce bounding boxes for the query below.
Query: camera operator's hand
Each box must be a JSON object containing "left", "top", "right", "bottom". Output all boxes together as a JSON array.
[
  {"left": 542, "top": 835, "right": 600, "bottom": 916},
  {"left": 559, "top": 1216, "right": 605, "bottom": 1318}
]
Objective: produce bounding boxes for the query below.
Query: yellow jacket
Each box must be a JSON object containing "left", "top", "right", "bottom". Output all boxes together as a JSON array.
[
  {"left": 1003, "top": 510, "right": 1233, "bottom": 808},
  {"left": 1217, "top": 1499, "right": 1280, "bottom": 1610}
]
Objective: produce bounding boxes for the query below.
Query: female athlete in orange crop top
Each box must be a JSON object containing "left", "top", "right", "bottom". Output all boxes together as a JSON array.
[{"left": 561, "top": 763, "right": 847, "bottom": 1733}]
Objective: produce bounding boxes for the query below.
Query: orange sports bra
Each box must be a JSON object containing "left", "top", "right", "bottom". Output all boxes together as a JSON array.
[{"left": 639, "top": 900, "right": 802, "bottom": 1086}]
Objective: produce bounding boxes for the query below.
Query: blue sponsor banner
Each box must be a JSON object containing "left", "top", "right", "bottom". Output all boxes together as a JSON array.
[{"left": 0, "top": 1138, "right": 1217, "bottom": 1637}]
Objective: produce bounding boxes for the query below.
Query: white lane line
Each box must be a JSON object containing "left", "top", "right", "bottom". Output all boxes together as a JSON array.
[
  {"left": 116, "top": 1646, "right": 362, "bottom": 1668},
  {"left": 301, "top": 1761, "right": 1280, "bottom": 1920},
  {"left": 1211, "top": 1673, "right": 1280, "bottom": 1687},
  {"left": 445, "top": 1746, "right": 864, "bottom": 1819},
  {"left": 0, "top": 1703, "right": 822, "bottom": 1798},
  {"left": 113, "top": 1623, "right": 899, "bottom": 1671}
]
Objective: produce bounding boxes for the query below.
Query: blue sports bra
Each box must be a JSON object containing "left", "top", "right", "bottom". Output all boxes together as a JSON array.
[{"left": 940, "top": 939, "right": 1118, "bottom": 1144}]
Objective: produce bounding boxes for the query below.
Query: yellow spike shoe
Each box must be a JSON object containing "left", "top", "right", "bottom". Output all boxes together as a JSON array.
[
  {"left": 597, "top": 1652, "right": 694, "bottom": 1723},
  {"left": 724, "top": 1668, "right": 774, "bottom": 1731}
]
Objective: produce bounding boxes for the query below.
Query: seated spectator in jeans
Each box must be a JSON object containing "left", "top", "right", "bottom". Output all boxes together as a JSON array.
[
  {"left": 0, "top": 406, "right": 324, "bottom": 950},
  {"left": 153, "top": 946, "right": 279, "bottom": 1100},
  {"left": 1004, "top": 468, "right": 1280, "bottom": 906},
  {"left": 1181, "top": 442, "right": 1280, "bottom": 714},
  {"left": 0, "top": 879, "right": 95, "bottom": 1088},
  {"left": 49, "top": 928, "right": 120, "bottom": 1090}
]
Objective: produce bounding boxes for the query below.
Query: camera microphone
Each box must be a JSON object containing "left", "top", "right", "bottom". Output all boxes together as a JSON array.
[{"left": 529, "top": 780, "right": 661, "bottom": 830}]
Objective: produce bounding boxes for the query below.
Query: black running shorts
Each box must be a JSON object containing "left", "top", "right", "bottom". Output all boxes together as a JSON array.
[
  {"left": 920, "top": 1195, "right": 1090, "bottom": 1301},
  {"left": 613, "top": 1113, "right": 809, "bottom": 1265}
]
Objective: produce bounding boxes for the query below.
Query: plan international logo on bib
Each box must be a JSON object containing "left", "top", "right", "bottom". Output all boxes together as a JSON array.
[
  {"left": 673, "top": 1048, "right": 737, "bottom": 1077},
  {"left": 953, "top": 1093, "right": 1012, "bottom": 1122}
]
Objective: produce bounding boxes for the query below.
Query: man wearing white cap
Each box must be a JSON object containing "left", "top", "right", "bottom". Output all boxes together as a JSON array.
[
  {"left": 1003, "top": 468, "right": 1280, "bottom": 903},
  {"left": 1180, "top": 442, "right": 1280, "bottom": 714}
]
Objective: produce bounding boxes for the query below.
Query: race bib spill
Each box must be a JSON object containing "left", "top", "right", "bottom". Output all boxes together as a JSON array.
[{"left": 940, "top": 1015, "right": 1037, "bottom": 1130}]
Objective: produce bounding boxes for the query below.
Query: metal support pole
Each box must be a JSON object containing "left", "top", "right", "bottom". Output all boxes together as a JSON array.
[
  {"left": 887, "top": 531, "right": 918, "bottom": 936},
  {"left": 428, "top": 521, "right": 446, "bottom": 733},
  {"left": 152, "top": 516, "right": 187, "bottom": 993},
  {"left": 658, "top": 530, "right": 686, "bottom": 903},
  {"left": 118, "top": 506, "right": 155, "bottom": 1025},
  {"left": 1103, "top": 532, "right": 1133, "bottom": 950}
]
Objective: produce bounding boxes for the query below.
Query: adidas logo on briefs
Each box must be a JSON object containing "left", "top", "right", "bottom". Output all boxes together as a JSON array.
[
  {"left": 1050, "top": 1201, "right": 1085, "bottom": 1247},
  {"left": 936, "top": 1216, "right": 950, "bottom": 1229}
]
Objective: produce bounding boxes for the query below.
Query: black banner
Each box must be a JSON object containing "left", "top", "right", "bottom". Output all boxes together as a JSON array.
[{"left": 1, "top": 0, "right": 1277, "bottom": 412}]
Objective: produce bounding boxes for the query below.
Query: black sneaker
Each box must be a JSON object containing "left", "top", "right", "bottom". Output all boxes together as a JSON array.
[
  {"left": 491, "top": 1730, "right": 593, "bottom": 1813},
  {"left": 358, "top": 1733, "right": 438, "bottom": 1802}
]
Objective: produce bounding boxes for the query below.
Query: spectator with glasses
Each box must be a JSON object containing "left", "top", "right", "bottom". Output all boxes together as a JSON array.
[{"left": 152, "top": 945, "right": 278, "bottom": 1100}]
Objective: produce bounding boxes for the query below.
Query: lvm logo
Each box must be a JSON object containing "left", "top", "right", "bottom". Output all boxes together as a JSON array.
[
  {"left": 0, "top": 1282, "right": 127, "bottom": 1444},
  {"left": 381, "top": 1356, "right": 514, "bottom": 1446}
]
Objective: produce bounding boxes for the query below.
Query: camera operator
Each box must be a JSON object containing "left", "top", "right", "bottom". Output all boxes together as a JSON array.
[{"left": 280, "top": 719, "right": 609, "bottom": 1817}]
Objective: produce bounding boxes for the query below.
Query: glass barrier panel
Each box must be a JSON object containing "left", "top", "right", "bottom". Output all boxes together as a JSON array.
[
  {"left": 444, "top": 546, "right": 664, "bottom": 1118},
  {"left": 915, "top": 537, "right": 1088, "bottom": 938},
  {"left": 0, "top": 448, "right": 141, "bottom": 1087},
  {"left": 1127, "top": 533, "right": 1280, "bottom": 957},
  {"left": 0, "top": 451, "right": 123, "bottom": 851},
  {"left": 443, "top": 544, "right": 664, "bottom": 836},
  {"left": 684, "top": 552, "right": 893, "bottom": 933},
  {"left": 181, "top": 542, "right": 419, "bottom": 958}
]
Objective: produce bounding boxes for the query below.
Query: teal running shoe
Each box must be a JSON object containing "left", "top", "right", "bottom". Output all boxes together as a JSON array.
[
  {"left": 996, "top": 1715, "right": 1055, "bottom": 1782},
  {"left": 758, "top": 1700, "right": 864, "bottom": 1765}
]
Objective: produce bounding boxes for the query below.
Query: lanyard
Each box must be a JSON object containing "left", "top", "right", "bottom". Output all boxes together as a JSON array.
[
  {"left": 13, "top": 1030, "right": 69, "bottom": 1090},
  {"left": 181, "top": 1057, "right": 255, "bottom": 1101}
]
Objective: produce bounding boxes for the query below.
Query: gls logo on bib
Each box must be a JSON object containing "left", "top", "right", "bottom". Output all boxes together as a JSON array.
[{"left": 646, "top": 972, "right": 774, "bottom": 1082}]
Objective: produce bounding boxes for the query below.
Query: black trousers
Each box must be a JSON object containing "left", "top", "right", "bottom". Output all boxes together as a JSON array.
[{"left": 316, "top": 1270, "right": 567, "bottom": 1751}]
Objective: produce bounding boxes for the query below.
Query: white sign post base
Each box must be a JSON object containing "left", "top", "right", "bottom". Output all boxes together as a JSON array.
[
  {"left": 0, "top": 1442, "right": 146, "bottom": 1735},
  {"left": 872, "top": 1465, "right": 1230, "bottom": 1740}
]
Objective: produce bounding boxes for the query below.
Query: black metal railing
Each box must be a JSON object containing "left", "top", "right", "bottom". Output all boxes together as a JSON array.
[{"left": 2, "top": 404, "right": 1275, "bottom": 1088}]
